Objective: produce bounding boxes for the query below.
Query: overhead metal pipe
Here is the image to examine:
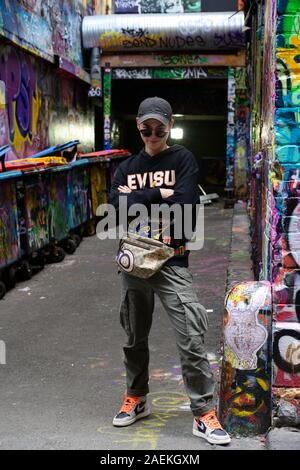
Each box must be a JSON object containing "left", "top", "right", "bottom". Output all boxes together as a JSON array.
[{"left": 82, "top": 12, "right": 245, "bottom": 52}]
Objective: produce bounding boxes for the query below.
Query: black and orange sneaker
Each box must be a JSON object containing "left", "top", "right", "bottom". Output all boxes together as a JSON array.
[
  {"left": 113, "top": 395, "right": 150, "bottom": 427},
  {"left": 193, "top": 409, "right": 231, "bottom": 445}
]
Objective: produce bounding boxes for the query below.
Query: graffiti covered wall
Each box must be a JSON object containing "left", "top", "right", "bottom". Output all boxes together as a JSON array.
[
  {"left": 113, "top": 0, "right": 242, "bottom": 14},
  {"left": 112, "top": 66, "right": 227, "bottom": 79},
  {"left": 0, "top": 44, "right": 94, "bottom": 159},
  {"left": 247, "top": 0, "right": 300, "bottom": 426},
  {"left": 0, "top": 180, "right": 20, "bottom": 267},
  {"left": 0, "top": 0, "right": 102, "bottom": 67},
  {"left": 272, "top": 0, "right": 300, "bottom": 399},
  {"left": 113, "top": 0, "right": 202, "bottom": 14},
  {"left": 248, "top": 0, "right": 276, "bottom": 282},
  {"left": 24, "top": 174, "right": 50, "bottom": 252},
  {"left": 225, "top": 67, "right": 249, "bottom": 197},
  {"left": 234, "top": 68, "right": 249, "bottom": 199},
  {"left": 248, "top": 1, "right": 266, "bottom": 279},
  {"left": 226, "top": 67, "right": 236, "bottom": 191},
  {"left": 0, "top": 1, "right": 100, "bottom": 158}
]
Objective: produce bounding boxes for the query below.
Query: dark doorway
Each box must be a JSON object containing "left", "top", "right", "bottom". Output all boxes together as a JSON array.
[{"left": 111, "top": 77, "right": 228, "bottom": 194}]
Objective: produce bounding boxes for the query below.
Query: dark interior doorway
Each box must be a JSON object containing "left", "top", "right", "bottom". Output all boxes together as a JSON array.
[{"left": 111, "top": 78, "right": 228, "bottom": 193}]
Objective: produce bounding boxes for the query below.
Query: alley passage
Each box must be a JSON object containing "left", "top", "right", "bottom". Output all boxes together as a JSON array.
[{"left": 0, "top": 201, "right": 261, "bottom": 450}]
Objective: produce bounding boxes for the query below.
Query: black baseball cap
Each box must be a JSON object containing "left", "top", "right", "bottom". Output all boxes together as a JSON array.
[{"left": 137, "top": 97, "right": 172, "bottom": 126}]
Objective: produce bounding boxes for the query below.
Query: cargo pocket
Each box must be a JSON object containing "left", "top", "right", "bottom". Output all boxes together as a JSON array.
[
  {"left": 119, "top": 289, "right": 132, "bottom": 339},
  {"left": 169, "top": 265, "right": 193, "bottom": 282},
  {"left": 177, "top": 288, "right": 208, "bottom": 337}
]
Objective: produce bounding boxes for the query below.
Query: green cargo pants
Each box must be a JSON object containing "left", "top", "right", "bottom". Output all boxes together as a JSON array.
[{"left": 119, "top": 265, "right": 215, "bottom": 417}]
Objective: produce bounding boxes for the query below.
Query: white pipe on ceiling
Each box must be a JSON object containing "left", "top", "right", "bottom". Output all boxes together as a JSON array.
[{"left": 82, "top": 12, "right": 245, "bottom": 52}]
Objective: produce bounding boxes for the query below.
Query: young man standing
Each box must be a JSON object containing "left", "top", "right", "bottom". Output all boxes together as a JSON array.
[{"left": 109, "top": 97, "right": 231, "bottom": 445}]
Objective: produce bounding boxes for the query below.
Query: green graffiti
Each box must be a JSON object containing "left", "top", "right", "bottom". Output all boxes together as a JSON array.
[
  {"left": 155, "top": 54, "right": 209, "bottom": 66},
  {"left": 103, "top": 69, "right": 111, "bottom": 116},
  {"left": 277, "top": 0, "right": 300, "bottom": 14}
]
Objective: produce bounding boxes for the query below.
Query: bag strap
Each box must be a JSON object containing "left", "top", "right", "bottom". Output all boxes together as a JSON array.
[{"left": 174, "top": 246, "right": 187, "bottom": 256}]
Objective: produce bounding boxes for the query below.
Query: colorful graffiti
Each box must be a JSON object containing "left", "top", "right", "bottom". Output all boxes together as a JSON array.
[
  {"left": 225, "top": 67, "right": 236, "bottom": 190},
  {"left": 224, "top": 282, "right": 270, "bottom": 370},
  {"left": 0, "top": 46, "right": 41, "bottom": 156},
  {"left": 91, "top": 166, "right": 107, "bottom": 214},
  {"left": 0, "top": 44, "right": 94, "bottom": 159},
  {"left": 99, "top": 29, "right": 207, "bottom": 51},
  {"left": 49, "top": 171, "right": 69, "bottom": 241},
  {"left": 225, "top": 65, "right": 249, "bottom": 199},
  {"left": 89, "top": 47, "right": 102, "bottom": 98},
  {"left": 155, "top": 54, "right": 209, "bottom": 66},
  {"left": 0, "top": 0, "right": 53, "bottom": 61},
  {"left": 0, "top": 0, "right": 101, "bottom": 67},
  {"left": 234, "top": 68, "right": 249, "bottom": 199},
  {"left": 271, "top": 0, "right": 300, "bottom": 389},
  {"left": 0, "top": 180, "right": 20, "bottom": 267},
  {"left": 68, "top": 167, "right": 91, "bottom": 229},
  {"left": 103, "top": 67, "right": 112, "bottom": 150},
  {"left": 114, "top": 0, "right": 140, "bottom": 13},
  {"left": 219, "top": 358, "right": 271, "bottom": 435},
  {"left": 245, "top": 0, "right": 300, "bottom": 428},
  {"left": 248, "top": 0, "right": 276, "bottom": 281},
  {"left": 219, "top": 281, "right": 272, "bottom": 435},
  {"left": 25, "top": 175, "right": 50, "bottom": 252},
  {"left": 114, "top": 0, "right": 201, "bottom": 14},
  {"left": 273, "top": 324, "right": 300, "bottom": 387},
  {"left": 112, "top": 67, "right": 227, "bottom": 80},
  {"left": 95, "top": 9, "right": 244, "bottom": 52}
]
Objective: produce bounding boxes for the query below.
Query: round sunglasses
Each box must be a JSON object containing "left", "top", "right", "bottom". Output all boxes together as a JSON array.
[{"left": 139, "top": 128, "right": 169, "bottom": 138}]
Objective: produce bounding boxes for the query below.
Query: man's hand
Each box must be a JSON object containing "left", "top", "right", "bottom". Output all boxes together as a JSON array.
[
  {"left": 118, "top": 185, "right": 132, "bottom": 193},
  {"left": 160, "top": 188, "right": 174, "bottom": 199}
]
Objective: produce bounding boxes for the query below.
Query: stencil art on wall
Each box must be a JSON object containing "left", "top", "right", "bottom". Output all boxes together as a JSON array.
[{"left": 224, "top": 282, "right": 270, "bottom": 369}]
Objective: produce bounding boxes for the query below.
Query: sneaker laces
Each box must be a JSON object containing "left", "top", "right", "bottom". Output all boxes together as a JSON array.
[
  {"left": 120, "top": 396, "right": 142, "bottom": 414},
  {"left": 198, "top": 410, "right": 222, "bottom": 431}
]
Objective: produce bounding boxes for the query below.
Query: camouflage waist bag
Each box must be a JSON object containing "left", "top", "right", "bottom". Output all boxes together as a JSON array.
[{"left": 115, "top": 232, "right": 174, "bottom": 279}]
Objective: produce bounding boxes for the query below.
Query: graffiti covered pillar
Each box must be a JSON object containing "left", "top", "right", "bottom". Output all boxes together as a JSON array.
[
  {"left": 219, "top": 281, "right": 273, "bottom": 435},
  {"left": 103, "top": 66, "right": 112, "bottom": 150}
]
